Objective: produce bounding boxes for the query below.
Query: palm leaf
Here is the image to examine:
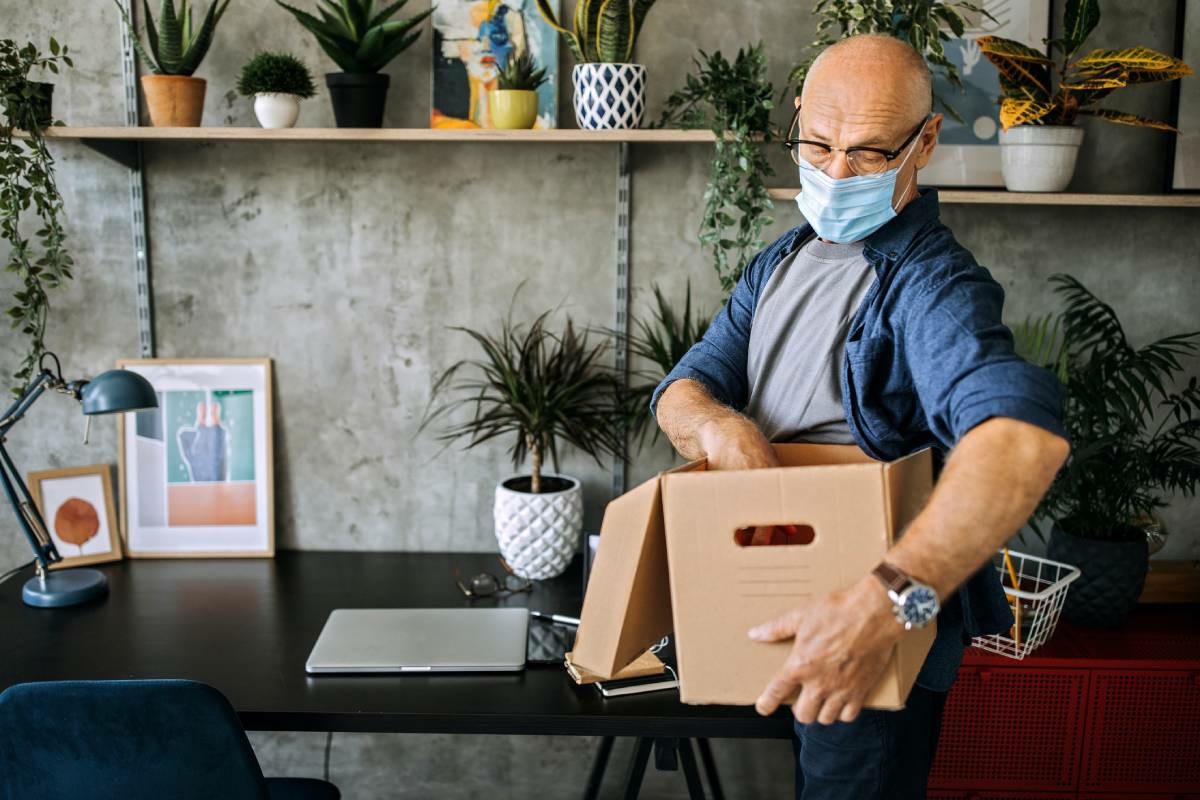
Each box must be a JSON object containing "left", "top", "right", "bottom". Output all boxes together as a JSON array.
[{"left": 1079, "top": 108, "right": 1178, "bottom": 132}]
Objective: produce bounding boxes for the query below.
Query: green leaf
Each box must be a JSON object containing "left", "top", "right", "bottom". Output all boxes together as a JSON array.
[
  {"left": 1061, "top": 0, "right": 1100, "bottom": 57},
  {"left": 1078, "top": 108, "right": 1178, "bottom": 132},
  {"left": 157, "top": 0, "right": 183, "bottom": 74}
]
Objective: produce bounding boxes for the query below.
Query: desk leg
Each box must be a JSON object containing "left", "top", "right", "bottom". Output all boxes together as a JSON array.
[
  {"left": 677, "top": 739, "right": 707, "bottom": 800},
  {"left": 622, "top": 737, "right": 653, "bottom": 800},
  {"left": 583, "top": 736, "right": 615, "bottom": 800},
  {"left": 696, "top": 738, "right": 724, "bottom": 800}
]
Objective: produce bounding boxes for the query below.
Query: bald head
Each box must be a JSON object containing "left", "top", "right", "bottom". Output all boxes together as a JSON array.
[{"left": 802, "top": 34, "right": 932, "bottom": 130}]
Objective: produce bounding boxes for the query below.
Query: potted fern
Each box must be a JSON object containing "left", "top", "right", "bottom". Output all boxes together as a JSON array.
[
  {"left": 421, "top": 308, "right": 625, "bottom": 580},
  {"left": 237, "top": 52, "right": 315, "bottom": 128},
  {"left": 490, "top": 51, "right": 546, "bottom": 130},
  {"left": 276, "top": 0, "right": 432, "bottom": 128},
  {"left": 1016, "top": 275, "right": 1200, "bottom": 628},
  {"left": 115, "top": 0, "right": 232, "bottom": 127},
  {"left": 536, "top": 0, "right": 657, "bottom": 130},
  {"left": 979, "top": 0, "right": 1193, "bottom": 191}
]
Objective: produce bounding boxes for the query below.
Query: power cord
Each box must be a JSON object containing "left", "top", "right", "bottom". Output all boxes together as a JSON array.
[
  {"left": 0, "top": 559, "right": 35, "bottom": 586},
  {"left": 323, "top": 731, "right": 333, "bottom": 783}
]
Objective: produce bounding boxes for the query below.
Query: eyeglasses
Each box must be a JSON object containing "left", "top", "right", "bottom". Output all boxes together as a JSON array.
[
  {"left": 782, "top": 105, "right": 928, "bottom": 177},
  {"left": 454, "top": 558, "right": 533, "bottom": 598}
]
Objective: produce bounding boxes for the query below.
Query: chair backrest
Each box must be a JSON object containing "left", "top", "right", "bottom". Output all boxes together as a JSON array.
[{"left": 0, "top": 679, "right": 269, "bottom": 800}]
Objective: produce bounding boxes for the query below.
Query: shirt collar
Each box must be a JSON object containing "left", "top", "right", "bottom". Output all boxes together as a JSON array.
[{"left": 862, "top": 187, "right": 941, "bottom": 261}]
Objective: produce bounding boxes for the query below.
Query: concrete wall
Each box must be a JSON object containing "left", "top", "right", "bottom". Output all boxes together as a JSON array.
[{"left": 2, "top": 2, "right": 1197, "bottom": 797}]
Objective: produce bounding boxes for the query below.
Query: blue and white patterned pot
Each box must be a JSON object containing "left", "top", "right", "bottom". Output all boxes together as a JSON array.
[{"left": 572, "top": 63, "right": 646, "bottom": 130}]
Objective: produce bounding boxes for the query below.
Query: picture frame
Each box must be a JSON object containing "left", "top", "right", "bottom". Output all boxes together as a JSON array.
[
  {"left": 27, "top": 464, "right": 123, "bottom": 569},
  {"left": 922, "top": 0, "right": 1053, "bottom": 187},
  {"left": 117, "top": 358, "right": 274, "bottom": 558},
  {"left": 1169, "top": 0, "right": 1200, "bottom": 192}
]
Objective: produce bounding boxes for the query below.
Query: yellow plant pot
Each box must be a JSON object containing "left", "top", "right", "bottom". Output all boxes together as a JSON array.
[
  {"left": 489, "top": 90, "right": 538, "bottom": 130},
  {"left": 141, "top": 75, "right": 206, "bottom": 127}
]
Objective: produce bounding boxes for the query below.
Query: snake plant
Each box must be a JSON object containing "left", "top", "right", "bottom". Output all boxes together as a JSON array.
[
  {"left": 275, "top": 0, "right": 433, "bottom": 74},
  {"left": 535, "top": 0, "right": 656, "bottom": 64},
  {"left": 114, "top": 0, "right": 231, "bottom": 76}
]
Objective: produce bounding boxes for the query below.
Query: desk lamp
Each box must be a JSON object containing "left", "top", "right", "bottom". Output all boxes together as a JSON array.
[{"left": 0, "top": 353, "right": 157, "bottom": 607}]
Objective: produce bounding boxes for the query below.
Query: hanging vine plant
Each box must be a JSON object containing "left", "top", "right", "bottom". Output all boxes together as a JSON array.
[
  {"left": 655, "top": 44, "right": 776, "bottom": 293},
  {"left": 0, "top": 38, "right": 75, "bottom": 393}
]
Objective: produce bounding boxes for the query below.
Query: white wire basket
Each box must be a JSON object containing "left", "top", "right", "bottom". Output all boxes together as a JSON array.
[{"left": 970, "top": 550, "right": 1081, "bottom": 660}]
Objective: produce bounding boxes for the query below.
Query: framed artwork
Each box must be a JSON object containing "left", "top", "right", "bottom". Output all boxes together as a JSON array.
[
  {"left": 923, "top": 0, "right": 1053, "bottom": 187},
  {"left": 1170, "top": 0, "right": 1200, "bottom": 191},
  {"left": 431, "top": 0, "right": 559, "bottom": 129},
  {"left": 27, "top": 464, "right": 123, "bottom": 569},
  {"left": 117, "top": 358, "right": 274, "bottom": 558}
]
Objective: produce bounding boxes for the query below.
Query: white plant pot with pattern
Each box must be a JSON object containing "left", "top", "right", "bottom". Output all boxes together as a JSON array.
[
  {"left": 999, "top": 125, "right": 1084, "bottom": 192},
  {"left": 494, "top": 473, "right": 582, "bottom": 580},
  {"left": 572, "top": 63, "right": 646, "bottom": 130}
]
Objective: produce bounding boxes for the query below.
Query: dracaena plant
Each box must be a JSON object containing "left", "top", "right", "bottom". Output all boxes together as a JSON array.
[
  {"left": 1014, "top": 275, "right": 1200, "bottom": 542},
  {"left": 497, "top": 51, "right": 547, "bottom": 92},
  {"left": 0, "top": 38, "right": 75, "bottom": 393},
  {"left": 114, "top": 0, "right": 231, "bottom": 76},
  {"left": 535, "top": 0, "right": 656, "bottom": 64},
  {"left": 420, "top": 306, "right": 626, "bottom": 494},
  {"left": 788, "top": 0, "right": 993, "bottom": 123},
  {"left": 275, "top": 0, "right": 433, "bottom": 74},
  {"left": 979, "top": 0, "right": 1193, "bottom": 131}
]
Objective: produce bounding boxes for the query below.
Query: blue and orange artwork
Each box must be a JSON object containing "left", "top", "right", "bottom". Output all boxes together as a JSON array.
[{"left": 431, "top": 0, "right": 559, "bottom": 129}]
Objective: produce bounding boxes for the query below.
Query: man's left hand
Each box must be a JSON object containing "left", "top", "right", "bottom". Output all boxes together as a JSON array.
[{"left": 748, "top": 575, "right": 904, "bottom": 724}]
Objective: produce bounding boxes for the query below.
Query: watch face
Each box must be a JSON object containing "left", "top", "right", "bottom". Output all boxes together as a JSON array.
[{"left": 899, "top": 585, "right": 939, "bottom": 627}]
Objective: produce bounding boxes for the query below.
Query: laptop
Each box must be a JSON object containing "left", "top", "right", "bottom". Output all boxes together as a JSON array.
[{"left": 305, "top": 608, "right": 529, "bottom": 674}]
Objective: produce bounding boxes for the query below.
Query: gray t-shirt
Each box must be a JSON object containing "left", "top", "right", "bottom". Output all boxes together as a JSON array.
[{"left": 744, "top": 238, "right": 876, "bottom": 444}]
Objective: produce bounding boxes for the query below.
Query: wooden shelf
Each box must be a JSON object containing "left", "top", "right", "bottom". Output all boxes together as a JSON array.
[
  {"left": 40, "top": 126, "right": 717, "bottom": 143},
  {"left": 768, "top": 187, "right": 1200, "bottom": 207}
]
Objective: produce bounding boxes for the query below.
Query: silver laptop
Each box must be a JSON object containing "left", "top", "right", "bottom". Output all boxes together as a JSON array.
[{"left": 305, "top": 608, "right": 529, "bottom": 674}]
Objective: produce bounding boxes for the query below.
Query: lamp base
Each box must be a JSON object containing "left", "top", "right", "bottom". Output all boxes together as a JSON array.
[{"left": 22, "top": 568, "right": 108, "bottom": 608}]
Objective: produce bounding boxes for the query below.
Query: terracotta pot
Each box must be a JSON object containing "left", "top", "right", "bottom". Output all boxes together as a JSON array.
[{"left": 141, "top": 75, "right": 206, "bottom": 127}]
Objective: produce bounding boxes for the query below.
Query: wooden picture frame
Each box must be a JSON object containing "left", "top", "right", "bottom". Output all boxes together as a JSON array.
[
  {"left": 27, "top": 464, "right": 123, "bottom": 569},
  {"left": 117, "top": 358, "right": 275, "bottom": 558}
]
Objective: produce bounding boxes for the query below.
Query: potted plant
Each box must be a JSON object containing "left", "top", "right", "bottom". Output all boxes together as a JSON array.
[
  {"left": 237, "top": 52, "right": 316, "bottom": 129},
  {"left": 536, "top": 0, "right": 657, "bottom": 130},
  {"left": 0, "top": 38, "right": 76, "bottom": 393},
  {"left": 1016, "top": 275, "right": 1200, "bottom": 627},
  {"left": 980, "top": 0, "right": 1193, "bottom": 192},
  {"left": 421, "top": 308, "right": 625, "bottom": 580},
  {"left": 115, "top": 0, "right": 232, "bottom": 127},
  {"left": 655, "top": 44, "right": 775, "bottom": 292},
  {"left": 275, "top": 0, "right": 433, "bottom": 128},
  {"left": 489, "top": 51, "right": 546, "bottom": 130}
]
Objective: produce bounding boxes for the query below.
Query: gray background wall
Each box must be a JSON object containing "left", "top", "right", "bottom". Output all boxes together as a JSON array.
[{"left": 2, "top": 1, "right": 1197, "bottom": 797}]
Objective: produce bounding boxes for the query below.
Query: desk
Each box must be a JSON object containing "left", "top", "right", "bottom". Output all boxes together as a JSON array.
[{"left": 0, "top": 550, "right": 792, "bottom": 741}]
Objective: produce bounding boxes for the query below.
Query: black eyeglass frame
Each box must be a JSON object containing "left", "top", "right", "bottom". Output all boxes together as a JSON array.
[
  {"left": 453, "top": 558, "right": 534, "bottom": 599},
  {"left": 781, "top": 106, "right": 930, "bottom": 173}
]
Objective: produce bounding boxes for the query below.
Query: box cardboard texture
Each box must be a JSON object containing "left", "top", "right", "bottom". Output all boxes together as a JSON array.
[{"left": 571, "top": 444, "right": 936, "bottom": 710}]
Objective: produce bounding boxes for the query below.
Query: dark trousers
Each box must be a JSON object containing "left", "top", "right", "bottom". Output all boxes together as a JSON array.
[{"left": 792, "top": 685, "right": 947, "bottom": 800}]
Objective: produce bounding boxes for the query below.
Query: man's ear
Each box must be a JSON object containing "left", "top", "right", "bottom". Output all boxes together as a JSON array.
[{"left": 913, "top": 113, "right": 943, "bottom": 169}]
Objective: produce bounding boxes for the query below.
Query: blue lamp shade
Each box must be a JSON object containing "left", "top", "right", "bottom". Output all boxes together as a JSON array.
[{"left": 80, "top": 370, "right": 158, "bottom": 415}]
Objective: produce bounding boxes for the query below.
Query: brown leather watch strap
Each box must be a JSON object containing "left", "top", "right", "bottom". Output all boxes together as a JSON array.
[{"left": 871, "top": 561, "right": 908, "bottom": 594}]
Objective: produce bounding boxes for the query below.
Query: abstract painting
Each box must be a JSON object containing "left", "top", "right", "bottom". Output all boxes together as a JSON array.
[
  {"left": 923, "top": 0, "right": 1052, "bottom": 187},
  {"left": 28, "top": 464, "right": 122, "bottom": 569},
  {"left": 118, "top": 359, "right": 274, "bottom": 557},
  {"left": 431, "top": 0, "right": 559, "bottom": 129}
]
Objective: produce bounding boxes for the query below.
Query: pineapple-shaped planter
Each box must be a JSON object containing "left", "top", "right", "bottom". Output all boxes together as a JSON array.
[{"left": 494, "top": 474, "right": 582, "bottom": 580}]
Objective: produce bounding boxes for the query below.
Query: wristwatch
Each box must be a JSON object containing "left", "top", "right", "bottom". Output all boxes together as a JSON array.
[{"left": 871, "top": 562, "right": 940, "bottom": 630}]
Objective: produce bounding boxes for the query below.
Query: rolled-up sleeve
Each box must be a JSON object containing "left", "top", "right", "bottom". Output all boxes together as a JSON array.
[
  {"left": 902, "top": 265, "right": 1066, "bottom": 446},
  {"left": 649, "top": 246, "right": 777, "bottom": 419}
]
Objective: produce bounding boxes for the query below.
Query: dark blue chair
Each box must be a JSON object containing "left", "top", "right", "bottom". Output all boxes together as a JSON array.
[{"left": 0, "top": 679, "right": 340, "bottom": 800}]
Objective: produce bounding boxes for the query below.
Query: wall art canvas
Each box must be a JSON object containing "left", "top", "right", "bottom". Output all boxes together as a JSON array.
[
  {"left": 27, "top": 464, "right": 122, "bottom": 569},
  {"left": 431, "top": 0, "right": 559, "bottom": 129},
  {"left": 923, "top": 0, "right": 1052, "bottom": 187},
  {"left": 1172, "top": 2, "right": 1200, "bottom": 190},
  {"left": 118, "top": 359, "right": 274, "bottom": 558}
]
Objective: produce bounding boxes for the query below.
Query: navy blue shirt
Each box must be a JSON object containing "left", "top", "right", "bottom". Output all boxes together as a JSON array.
[{"left": 651, "top": 189, "right": 1066, "bottom": 691}]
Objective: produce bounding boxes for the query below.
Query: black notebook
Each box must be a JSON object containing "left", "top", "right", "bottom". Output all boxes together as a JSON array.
[{"left": 595, "top": 672, "right": 679, "bottom": 697}]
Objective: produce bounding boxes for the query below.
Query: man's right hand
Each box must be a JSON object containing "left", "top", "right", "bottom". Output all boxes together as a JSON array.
[{"left": 698, "top": 415, "right": 779, "bottom": 471}]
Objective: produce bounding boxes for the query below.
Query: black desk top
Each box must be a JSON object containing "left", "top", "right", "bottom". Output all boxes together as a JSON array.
[{"left": 0, "top": 551, "right": 792, "bottom": 738}]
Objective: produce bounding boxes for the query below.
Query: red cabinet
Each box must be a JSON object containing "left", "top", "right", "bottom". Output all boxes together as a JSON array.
[{"left": 930, "top": 606, "right": 1200, "bottom": 798}]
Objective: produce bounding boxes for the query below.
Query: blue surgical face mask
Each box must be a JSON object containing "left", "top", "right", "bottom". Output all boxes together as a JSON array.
[{"left": 794, "top": 122, "right": 925, "bottom": 244}]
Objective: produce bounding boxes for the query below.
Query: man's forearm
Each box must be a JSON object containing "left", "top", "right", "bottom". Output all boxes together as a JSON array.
[
  {"left": 886, "top": 417, "right": 1070, "bottom": 599},
  {"left": 655, "top": 379, "right": 743, "bottom": 460}
]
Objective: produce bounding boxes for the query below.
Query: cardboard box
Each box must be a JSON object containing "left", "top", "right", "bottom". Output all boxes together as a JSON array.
[{"left": 570, "top": 444, "right": 936, "bottom": 709}]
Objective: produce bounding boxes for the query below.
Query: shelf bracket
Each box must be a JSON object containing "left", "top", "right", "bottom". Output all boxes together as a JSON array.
[
  {"left": 80, "top": 137, "right": 140, "bottom": 170},
  {"left": 611, "top": 142, "right": 631, "bottom": 499}
]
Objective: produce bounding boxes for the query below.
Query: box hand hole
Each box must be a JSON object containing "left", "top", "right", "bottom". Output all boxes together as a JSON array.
[{"left": 733, "top": 524, "right": 816, "bottom": 547}]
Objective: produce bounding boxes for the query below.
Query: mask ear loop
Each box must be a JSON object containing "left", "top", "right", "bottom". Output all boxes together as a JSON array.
[{"left": 891, "top": 118, "right": 929, "bottom": 212}]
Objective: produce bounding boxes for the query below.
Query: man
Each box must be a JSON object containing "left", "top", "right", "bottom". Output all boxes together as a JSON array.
[{"left": 651, "top": 34, "right": 1070, "bottom": 799}]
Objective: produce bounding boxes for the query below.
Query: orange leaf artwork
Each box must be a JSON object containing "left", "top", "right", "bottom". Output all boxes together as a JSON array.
[{"left": 54, "top": 497, "right": 100, "bottom": 554}]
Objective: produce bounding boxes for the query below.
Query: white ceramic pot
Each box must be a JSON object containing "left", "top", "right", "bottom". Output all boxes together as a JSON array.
[
  {"left": 999, "top": 125, "right": 1084, "bottom": 192},
  {"left": 493, "top": 473, "right": 582, "bottom": 580},
  {"left": 253, "top": 92, "right": 301, "bottom": 129},
  {"left": 572, "top": 63, "right": 646, "bottom": 130}
]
